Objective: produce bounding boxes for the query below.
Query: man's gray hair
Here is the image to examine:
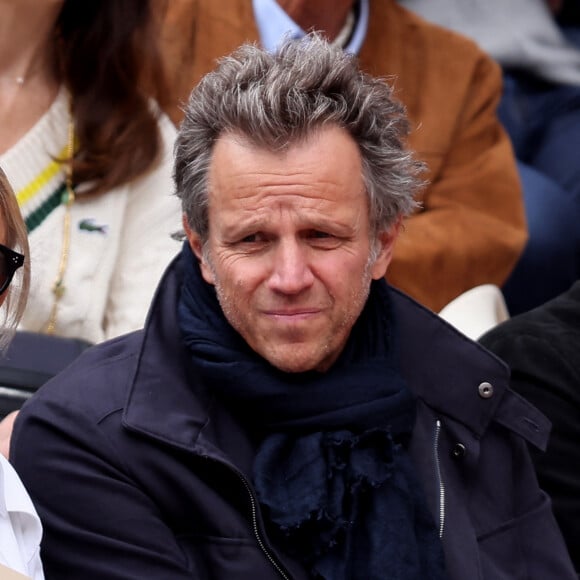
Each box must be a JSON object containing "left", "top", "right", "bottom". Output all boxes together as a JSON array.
[{"left": 174, "top": 33, "right": 423, "bottom": 241}]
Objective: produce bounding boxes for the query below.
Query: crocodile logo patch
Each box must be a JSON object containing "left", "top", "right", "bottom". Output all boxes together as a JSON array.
[{"left": 78, "top": 218, "right": 109, "bottom": 234}]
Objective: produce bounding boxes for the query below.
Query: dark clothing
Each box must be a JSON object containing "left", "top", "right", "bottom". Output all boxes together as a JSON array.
[
  {"left": 11, "top": 255, "right": 575, "bottom": 579},
  {"left": 177, "top": 245, "right": 446, "bottom": 580},
  {"left": 480, "top": 280, "right": 580, "bottom": 571}
]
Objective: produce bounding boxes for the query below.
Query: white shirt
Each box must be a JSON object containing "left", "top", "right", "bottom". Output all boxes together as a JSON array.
[{"left": 0, "top": 456, "right": 44, "bottom": 579}]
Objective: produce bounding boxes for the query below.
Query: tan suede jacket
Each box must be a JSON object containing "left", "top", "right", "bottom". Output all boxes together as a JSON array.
[{"left": 159, "top": 0, "right": 527, "bottom": 312}]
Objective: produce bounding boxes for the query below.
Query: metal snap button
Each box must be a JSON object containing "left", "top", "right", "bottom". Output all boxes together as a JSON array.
[
  {"left": 478, "top": 382, "right": 494, "bottom": 399},
  {"left": 451, "top": 443, "right": 466, "bottom": 459}
]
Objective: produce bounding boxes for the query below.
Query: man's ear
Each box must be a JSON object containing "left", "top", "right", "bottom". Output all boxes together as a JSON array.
[
  {"left": 182, "top": 214, "right": 215, "bottom": 285},
  {"left": 370, "top": 217, "right": 402, "bottom": 280}
]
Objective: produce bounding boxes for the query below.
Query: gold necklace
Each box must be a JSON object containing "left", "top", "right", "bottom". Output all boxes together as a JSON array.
[{"left": 44, "top": 97, "right": 75, "bottom": 335}]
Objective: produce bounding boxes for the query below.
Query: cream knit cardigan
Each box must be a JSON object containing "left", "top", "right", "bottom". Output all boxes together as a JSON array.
[{"left": 0, "top": 89, "right": 182, "bottom": 344}]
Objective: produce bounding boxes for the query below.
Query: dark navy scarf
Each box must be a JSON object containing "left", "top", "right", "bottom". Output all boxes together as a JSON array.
[{"left": 178, "top": 243, "right": 447, "bottom": 580}]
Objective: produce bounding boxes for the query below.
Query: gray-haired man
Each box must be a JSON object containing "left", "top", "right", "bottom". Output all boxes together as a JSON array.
[{"left": 11, "top": 35, "right": 575, "bottom": 580}]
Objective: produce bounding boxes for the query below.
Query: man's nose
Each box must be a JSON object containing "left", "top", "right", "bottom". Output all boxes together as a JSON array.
[{"left": 267, "top": 239, "right": 315, "bottom": 294}]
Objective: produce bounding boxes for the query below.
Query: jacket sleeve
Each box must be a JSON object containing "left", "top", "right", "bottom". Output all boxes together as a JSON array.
[
  {"left": 387, "top": 53, "right": 527, "bottom": 312},
  {"left": 480, "top": 330, "right": 580, "bottom": 572},
  {"left": 103, "top": 111, "right": 182, "bottom": 339},
  {"left": 10, "top": 398, "right": 198, "bottom": 579},
  {"left": 486, "top": 388, "right": 577, "bottom": 578}
]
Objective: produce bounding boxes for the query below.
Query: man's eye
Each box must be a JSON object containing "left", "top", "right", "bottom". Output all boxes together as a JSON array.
[
  {"left": 240, "top": 233, "right": 265, "bottom": 243},
  {"left": 311, "top": 231, "right": 332, "bottom": 239}
]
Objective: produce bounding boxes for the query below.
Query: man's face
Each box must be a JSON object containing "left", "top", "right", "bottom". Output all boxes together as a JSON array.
[{"left": 185, "top": 125, "right": 399, "bottom": 373}]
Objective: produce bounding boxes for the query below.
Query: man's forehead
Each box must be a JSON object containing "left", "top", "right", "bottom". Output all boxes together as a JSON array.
[
  {"left": 208, "top": 126, "right": 360, "bottom": 173},
  {"left": 209, "top": 124, "right": 357, "bottom": 158},
  {"left": 206, "top": 129, "right": 364, "bottom": 205}
]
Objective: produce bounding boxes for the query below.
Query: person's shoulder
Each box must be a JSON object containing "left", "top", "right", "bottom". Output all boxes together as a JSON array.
[
  {"left": 22, "top": 330, "right": 144, "bottom": 423},
  {"left": 123, "top": 101, "right": 181, "bottom": 216},
  {"left": 389, "top": 284, "right": 508, "bottom": 372},
  {"left": 144, "top": 99, "right": 178, "bottom": 170},
  {"left": 368, "top": 0, "right": 500, "bottom": 97},
  {"left": 152, "top": 101, "right": 178, "bottom": 144},
  {"left": 392, "top": 0, "right": 488, "bottom": 60},
  {"left": 481, "top": 281, "right": 580, "bottom": 350},
  {"left": 479, "top": 284, "right": 580, "bottom": 390}
]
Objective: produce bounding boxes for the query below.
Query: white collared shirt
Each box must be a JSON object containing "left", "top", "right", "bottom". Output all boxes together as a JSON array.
[
  {"left": 252, "top": 0, "right": 369, "bottom": 55},
  {"left": 0, "top": 456, "right": 44, "bottom": 579}
]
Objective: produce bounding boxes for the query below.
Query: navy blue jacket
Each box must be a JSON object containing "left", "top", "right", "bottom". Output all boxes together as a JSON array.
[{"left": 11, "top": 256, "right": 576, "bottom": 579}]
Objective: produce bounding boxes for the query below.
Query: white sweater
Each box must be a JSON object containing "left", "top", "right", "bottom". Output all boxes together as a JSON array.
[{"left": 0, "top": 89, "right": 182, "bottom": 344}]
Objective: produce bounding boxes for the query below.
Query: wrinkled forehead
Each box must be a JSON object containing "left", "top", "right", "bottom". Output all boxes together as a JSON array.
[{"left": 208, "top": 126, "right": 364, "bottom": 194}]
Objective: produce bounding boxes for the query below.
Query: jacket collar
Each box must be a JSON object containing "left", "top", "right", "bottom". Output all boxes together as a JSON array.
[
  {"left": 123, "top": 254, "right": 214, "bottom": 452},
  {"left": 391, "top": 287, "right": 509, "bottom": 431},
  {"left": 123, "top": 254, "right": 547, "bottom": 453}
]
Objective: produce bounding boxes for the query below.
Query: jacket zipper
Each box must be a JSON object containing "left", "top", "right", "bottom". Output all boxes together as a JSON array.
[
  {"left": 433, "top": 419, "right": 446, "bottom": 539},
  {"left": 201, "top": 454, "right": 292, "bottom": 578},
  {"left": 236, "top": 472, "right": 292, "bottom": 580},
  {"left": 202, "top": 455, "right": 292, "bottom": 578}
]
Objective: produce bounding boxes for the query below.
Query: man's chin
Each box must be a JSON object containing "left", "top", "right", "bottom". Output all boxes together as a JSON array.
[{"left": 260, "top": 346, "right": 334, "bottom": 374}]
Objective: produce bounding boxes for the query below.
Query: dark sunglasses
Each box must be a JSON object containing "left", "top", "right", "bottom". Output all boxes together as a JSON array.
[{"left": 0, "top": 243, "right": 24, "bottom": 295}]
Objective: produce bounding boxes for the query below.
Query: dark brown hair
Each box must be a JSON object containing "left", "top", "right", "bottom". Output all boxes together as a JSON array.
[{"left": 56, "top": 0, "right": 169, "bottom": 196}]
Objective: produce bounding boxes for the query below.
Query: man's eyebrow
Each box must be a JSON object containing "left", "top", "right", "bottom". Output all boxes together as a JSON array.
[
  {"left": 221, "top": 218, "right": 265, "bottom": 237},
  {"left": 221, "top": 215, "right": 358, "bottom": 239}
]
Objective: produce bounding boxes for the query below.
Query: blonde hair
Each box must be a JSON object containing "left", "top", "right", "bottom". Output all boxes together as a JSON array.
[{"left": 0, "top": 168, "right": 30, "bottom": 349}]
